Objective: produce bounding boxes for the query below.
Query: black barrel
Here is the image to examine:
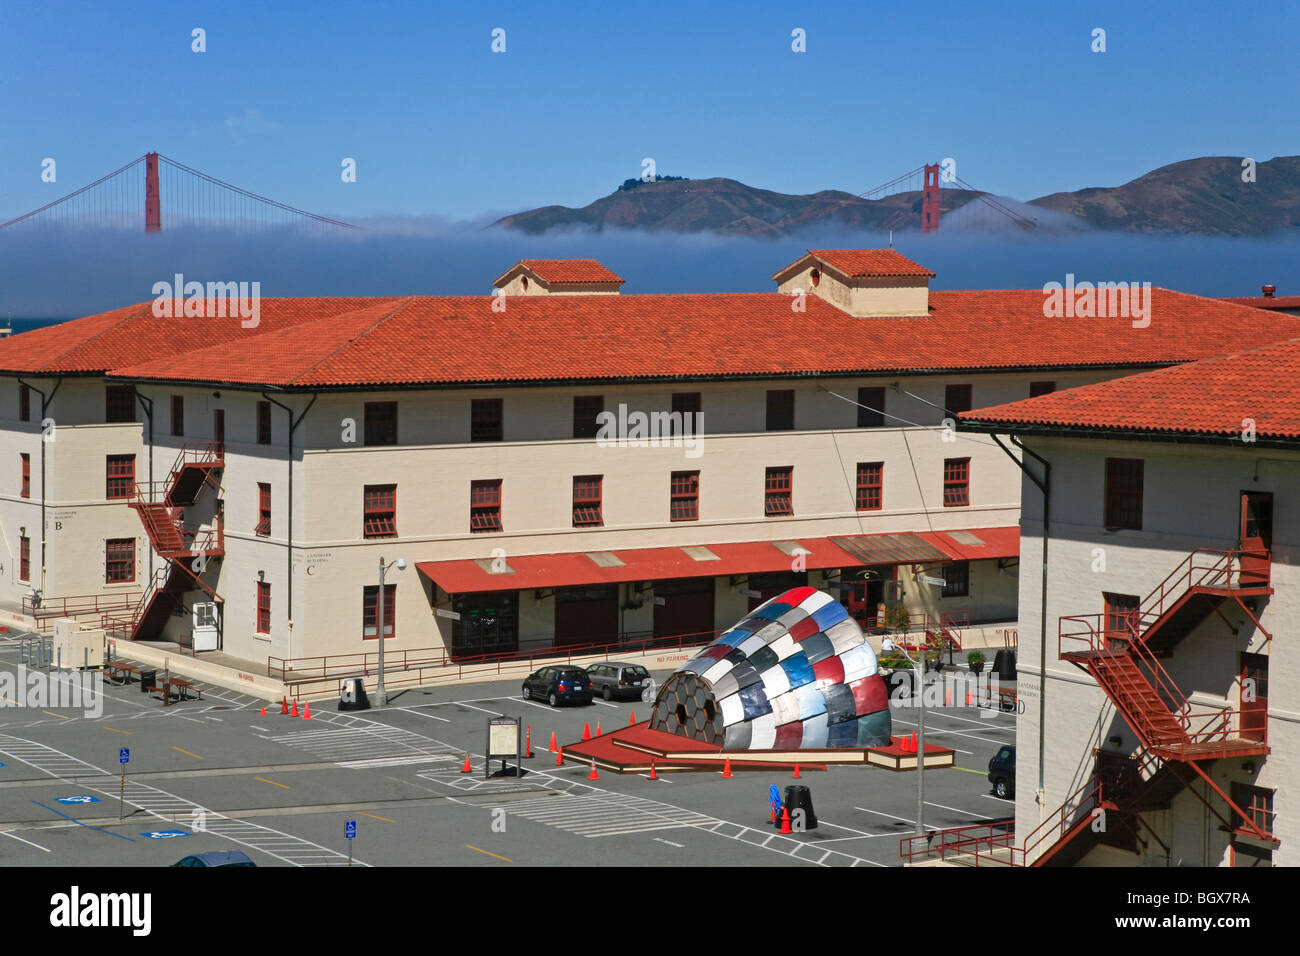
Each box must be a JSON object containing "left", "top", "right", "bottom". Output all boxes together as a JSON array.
[{"left": 783, "top": 785, "right": 818, "bottom": 830}]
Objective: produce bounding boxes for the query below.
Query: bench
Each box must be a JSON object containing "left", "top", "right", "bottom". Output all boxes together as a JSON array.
[
  {"left": 159, "top": 677, "right": 201, "bottom": 706},
  {"left": 104, "top": 661, "right": 141, "bottom": 685}
]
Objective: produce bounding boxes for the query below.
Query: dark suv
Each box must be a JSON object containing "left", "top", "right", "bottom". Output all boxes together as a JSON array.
[
  {"left": 988, "top": 745, "right": 1016, "bottom": 799},
  {"left": 522, "top": 666, "right": 593, "bottom": 707},
  {"left": 586, "top": 662, "right": 651, "bottom": 700}
]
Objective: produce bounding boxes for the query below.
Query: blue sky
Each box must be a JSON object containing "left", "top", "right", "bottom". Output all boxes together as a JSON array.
[{"left": 1, "top": 0, "right": 1297, "bottom": 222}]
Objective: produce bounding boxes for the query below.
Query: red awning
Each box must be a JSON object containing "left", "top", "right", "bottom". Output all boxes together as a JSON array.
[{"left": 919, "top": 526, "right": 1020, "bottom": 562}]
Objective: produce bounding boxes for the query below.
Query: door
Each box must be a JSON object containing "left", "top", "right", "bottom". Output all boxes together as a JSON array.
[
  {"left": 747, "top": 571, "right": 807, "bottom": 611},
  {"left": 554, "top": 586, "right": 619, "bottom": 648},
  {"left": 1103, "top": 592, "right": 1141, "bottom": 648},
  {"left": 653, "top": 577, "right": 715, "bottom": 642},
  {"left": 213, "top": 409, "right": 225, "bottom": 455},
  {"left": 1239, "top": 492, "right": 1272, "bottom": 586},
  {"left": 1240, "top": 652, "right": 1268, "bottom": 742}
]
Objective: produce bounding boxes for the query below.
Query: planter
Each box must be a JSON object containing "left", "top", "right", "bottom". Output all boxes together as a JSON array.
[{"left": 969, "top": 661, "right": 985, "bottom": 675}]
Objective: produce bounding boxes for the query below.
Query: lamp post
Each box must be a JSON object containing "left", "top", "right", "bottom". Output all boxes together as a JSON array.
[
  {"left": 376, "top": 556, "right": 406, "bottom": 707},
  {"left": 883, "top": 635, "right": 926, "bottom": 840}
]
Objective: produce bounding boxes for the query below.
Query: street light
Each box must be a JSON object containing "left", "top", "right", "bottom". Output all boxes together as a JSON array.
[
  {"left": 882, "top": 635, "right": 926, "bottom": 841},
  {"left": 376, "top": 556, "right": 406, "bottom": 706}
]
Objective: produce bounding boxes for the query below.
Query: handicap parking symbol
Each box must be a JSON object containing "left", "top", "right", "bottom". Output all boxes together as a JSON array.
[
  {"left": 140, "top": 829, "right": 189, "bottom": 840},
  {"left": 55, "top": 795, "right": 101, "bottom": 805}
]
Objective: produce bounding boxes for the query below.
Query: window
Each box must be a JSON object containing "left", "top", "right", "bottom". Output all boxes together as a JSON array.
[
  {"left": 857, "top": 387, "right": 885, "bottom": 427},
  {"left": 106, "top": 385, "right": 135, "bottom": 423},
  {"left": 1230, "top": 783, "right": 1276, "bottom": 839},
  {"left": 766, "top": 389, "right": 795, "bottom": 430},
  {"left": 943, "top": 457, "right": 970, "bottom": 507},
  {"left": 362, "top": 584, "right": 397, "bottom": 640},
  {"left": 105, "top": 538, "right": 135, "bottom": 583},
  {"left": 1030, "top": 381, "right": 1056, "bottom": 398},
  {"left": 471, "top": 398, "right": 503, "bottom": 442},
  {"left": 364, "top": 402, "right": 397, "bottom": 446},
  {"left": 106, "top": 455, "right": 135, "bottom": 500},
  {"left": 945, "top": 384, "right": 972, "bottom": 416},
  {"left": 171, "top": 395, "right": 184, "bottom": 437},
  {"left": 765, "top": 466, "right": 793, "bottom": 516},
  {"left": 573, "top": 396, "right": 604, "bottom": 439},
  {"left": 572, "top": 475, "right": 603, "bottom": 527},
  {"left": 18, "top": 384, "right": 30, "bottom": 422},
  {"left": 470, "top": 479, "right": 502, "bottom": 532},
  {"left": 671, "top": 392, "right": 701, "bottom": 435},
  {"left": 451, "top": 591, "right": 519, "bottom": 656},
  {"left": 1104, "top": 593, "right": 1140, "bottom": 642},
  {"left": 20, "top": 453, "right": 29, "bottom": 499},
  {"left": 256, "top": 582, "right": 271, "bottom": 634},
  {"left": 942, "top": 561, "right": 970, "bottom": 597},
  {"left": 363, "top": 484, "right": 397, "bottom": 537},
  {"left": 1105, "top": 458, "right": 1143, "bottom": 529},
  {"left": 256, "top": 401, "right": 272, "bottom": 445},
  {"left": 19, "top": 535, "right": 29, "bottom": 582},
  {"left": 856, "top": 462, "right": 883, "bottom": 511},
  {"left": 670, "top": 470, "right": 699, "bottom": 521},
  {"left": 256, "top": 483, "right": 271, "bottom": 536}
]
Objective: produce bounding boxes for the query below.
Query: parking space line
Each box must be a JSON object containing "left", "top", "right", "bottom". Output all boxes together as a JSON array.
[
  {"left": 0, "top": 830, "right": 50, "bottom": 852},
  {"left": 981, "top": 794, "right": 1014, "bottom": 805},
  {"left": 31, "top": 801, "right": 136, "bottom": 842},
  {"left": 103, "top": 726, "right": 132, "bottom": 735},
  {"left": 854, "top": 806, "right": 942, "bottom": 832},
  {"left": 926, "top": 799, "right": 989, "bottom": 817},
  {"left": 952, "top": 766, "right": 985, "bottom": 775},
  {"left": 394, "top": 707, "right": 450, "bottom": 722},
  {"left": 359, "top": 812, "right": 396, "bottom": 823},
  {"left": 172, "top": 747, "right": 204, "bottom": 759},
  {"left": 465, "top": 844, "right": 512, "bottom": 862},
  {"left": 40, "top": 711, "right": 71, "bottom": 720},
  {"left": 254, "top": 776, "right": 290, "bottom": 790}
]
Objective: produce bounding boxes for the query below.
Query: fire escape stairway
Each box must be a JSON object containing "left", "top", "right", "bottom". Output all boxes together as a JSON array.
[{"left": 1138, "top": 548, "right": 1272, "bottom": 653}]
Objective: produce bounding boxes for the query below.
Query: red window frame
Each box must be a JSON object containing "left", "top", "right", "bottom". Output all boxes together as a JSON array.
[
  {"left": 670, "top": 470, "right": 699, "bottom": 521},
  {"left": 943, "top": 457, "right": 970, "bottom": 507},
  {"left": 470, "top": 479, "right": 503, "bottom": 532},
  {"left": 470, "top": 398, "right": 503, "bottom": 442},
  {"left": 257, "top": 401, "right": 272, "bottom": 445},
  {"left": 573, "top": 396, "right": 604, "bottom": 439},
  {"left": 572, "top": 475, "right": 603, "bottom": 527},
  {"left": 362, "top": 584, "right": 397, "bottom": 640},
  {"left": 256, "top": 483, "right": 271, "bottom": 536},
  {"left": 106, "top": 385, "right": 135, "bottom": 423},
  {"left": 19, "top": 535, "right": 30, "bottom": 582},
  {"left": 1103, "top": 592, "right": 1140, "bottom": 642},
  {"left": 20, "top": 453, "right": 30, "bottom": 499},
  {"left": 171, "top": 395, "right": 184, "bottom": 437},
  {"left": 364, "top": 484, "right": 397, "bottom": 538},
  {"left": 256, "top": 582, "right": 271, "bottom": 634},
  {"left": 856, "top": 462, "right": 883, "bottom": 511},
  {"left": 105, "top": 538, "right": 135, "bottom": 583},
  {"left": 765, "top": 466, "right": 793, "bottom": 516},
  {"left": 18, "top": 384, "right": 30, "bottom": 423},
  {"left": 1105, "top": 458, "right": 1144, "bottom": 529},
  {"left": 106, "top": 455, "right": 135, "bottom": 500}
]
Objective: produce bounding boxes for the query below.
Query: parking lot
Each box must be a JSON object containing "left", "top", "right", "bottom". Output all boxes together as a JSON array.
[{"left": 0, "top": 633, "right": 1018, "bottom": 867}]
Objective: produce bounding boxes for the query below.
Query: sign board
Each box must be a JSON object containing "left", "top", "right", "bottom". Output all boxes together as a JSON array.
[
  {"left": 436, "top": 608, "right": 461, "bottom": 621},
  {"left": 918, "top": 575, "right": 947, "bottom": 586},
  {"left": 486, "top": 715, "right": 522, "bottom": 780},
  {"left": 345, "top": 820, "right": 357, "bottom": 840},
  {"left": 739, "top": 588, "right": 761, "bottom": 599},
  {"left": 56, "top": 795, "right": 101, "bottom": 805},
  {"left": 650, "top": 596, "right": 666, "bottom": 606},
  {"left": 119, "top": 748, "right": 130, "bottom": 764}
]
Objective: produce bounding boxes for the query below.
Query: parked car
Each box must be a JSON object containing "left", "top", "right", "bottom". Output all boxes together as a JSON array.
[
  {"left": 988, "top": 745, "right": 1016, "bottom": 799},
  {"left": 521, "top": 666, "right": 593, "bottom": 707},
  {"left": 171, "top": 850, "right": 257, "bottom": 867},
  {"left": 586, "top": 662, "right": 652, "bottom": 700}
]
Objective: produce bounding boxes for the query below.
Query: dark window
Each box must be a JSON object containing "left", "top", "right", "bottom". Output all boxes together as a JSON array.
[
  {"left": 943, "top": 457, "right": 970, "bottom": 507},
  {"left": 857, "top": 387, "right": 885, "bottom": 427},
  {"left": 363, "top": 484, "right": 397, "bottom": 537},
  {"left": 766, "top": 390, "right": 795, "bottom": 431},
  {"left": 364, "top": 401, "right": 397, "bottom": 446},
  {"left": 171, "top": 395, "right": 184, "bottom": 437},
  {"left": 362, "top": 584, "right": 397, "bottom": 640},
  {"left": 1105, "top": 458, "right": 1143, "bottom": 529},
  {"left": 1230, "top": 783, "right": 1276, "bottom": 838},
  {"left": 256, "top": 401, "right": 272, "bottom": 445},
  {"left": 256, "top": 483, "right": 271, "bottom": 536},
  {"left": 451, "top": 591, "right": 519, "bottom": 656},
  {"left": 106, "top": 455, "right": 135, "bottom": 500},
  {"left": 105, "top": 538, "right": 135, "bottom": 583},
  {"left": 19, "top": 535, "right": 29, "bottom": 582},
  {"left": 945, "top": 385, "right": 972, "bottom": 416},
  {"left": 256, "top": 582, "right": 271, "bottom": 634},
  {"left": 1030, "top": 381, "right": 1056, "bottom": 398},
  {"left": 765, "top": 466, "right": 793, "bottom": 516},
  {"left": 18, "top": 384, "right": 30, "bottom": 423},
  {"left": 20, "top": 453, "right": 29, "bottom": 499},
  {"left": 573, "top": 396, "right": 604, "bottom": 439},
  {"left": 670, "top": 470, "right": 699, "bottom": 521},
  {"left": 470, "top": 479, "right": 502, "bottom": 532},
  {"left": 856, "top": 462, "right": 883, "bottom": 511},
  {"left": 106, "top": 385, "right": 135, "bottom": 423},
  {"left": 942, "top": 561, "right": 969, "bottom": 597},
  {"left": 671, "top": 392, "right": 701, "bottom": 436},
  {"left": 572, "top": 475, "right": 603, "bottom": 527},
  {"left": 470, "top": 398, "right": 503, "bottom": 442}
]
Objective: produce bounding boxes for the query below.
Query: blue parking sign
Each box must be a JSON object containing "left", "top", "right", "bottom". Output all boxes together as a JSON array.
[
  {"left": 140, "top": 830, "right": 189, "bottom": 840},
  {"left": 119, "top": 748, "right": 130, "bottom": 764},
  {"left": 56, "top": 795, "right": 101, "bottom": 805},
  {"left": 345, "top": 820, "right": 357, "bottom": 839}
]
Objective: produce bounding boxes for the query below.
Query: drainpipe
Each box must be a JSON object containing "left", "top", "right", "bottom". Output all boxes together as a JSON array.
[
  {"left": 134, "top": 389, "right": 154, "bottom": 581},
  {"left": 262, "top": 392, "right": 317, "bottom": 651},
  {"left": 19, "top": 376, "right": 62, "bottom": 599}
]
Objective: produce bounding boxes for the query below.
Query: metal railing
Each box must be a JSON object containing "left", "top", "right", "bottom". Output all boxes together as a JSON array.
[
  {"left": 900, "top": 819, "right": 1015, "bottom": 866},
  {"left": 1139, "top": 548, "right": 1269, "bottom": 632},
  {"left": 22, "top": 590, "right": 140, "bottom": 621}
]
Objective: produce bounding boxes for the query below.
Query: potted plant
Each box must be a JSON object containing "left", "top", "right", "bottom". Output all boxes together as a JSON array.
[{"left": 967, "top": 649, "right": 986, "bottom": 674}]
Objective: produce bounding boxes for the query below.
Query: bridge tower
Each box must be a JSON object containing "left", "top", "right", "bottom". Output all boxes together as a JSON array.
[
  {"left": 921, "top": 163, "right": 940, "bottom": 234},
  {"left": 145, "top": 152, "right": 161, "bottom": 233}
]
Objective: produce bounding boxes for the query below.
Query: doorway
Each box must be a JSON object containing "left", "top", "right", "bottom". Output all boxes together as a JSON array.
[
  {"left": 1240, "top": 652, "right": 1268, "bottom": 742},
  {"left": 1238, "top": 492, "right": 1272, "bottom": 586},
  {"left": 213, "top": 409, "right": 225, "bottom": 455}
]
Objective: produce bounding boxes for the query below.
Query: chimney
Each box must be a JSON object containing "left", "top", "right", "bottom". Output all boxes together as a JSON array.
[
  {"left": 1262, "top": 284, "right": 1276, "bottom": 298},
  {"left": 771, "top": 249, "right": 934, "bottom": 317},
  {"left": 492, "top": 259, "right": 624, "bottom": 296}
]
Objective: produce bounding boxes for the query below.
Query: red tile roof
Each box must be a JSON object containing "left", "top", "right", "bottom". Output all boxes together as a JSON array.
[
  {"left": 960, "top": 336, "right": 1300, "bottom": 441},
  {"left": 4, "top": 287, "right": 1298, "bottom": 390},
  {"left": 1219, "top": 296, "right": 1300, "bottom": 310},
  {"left": 507, "top": 259, "right": 624, "bottom": 285},
  {"left": 801, "top": 249, "right": 935, "bottom": 279}
]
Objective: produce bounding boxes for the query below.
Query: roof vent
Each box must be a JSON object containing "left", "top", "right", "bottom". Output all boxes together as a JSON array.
[{"left": 1262, "top": 284, "right": 1277, "bottom": 298}]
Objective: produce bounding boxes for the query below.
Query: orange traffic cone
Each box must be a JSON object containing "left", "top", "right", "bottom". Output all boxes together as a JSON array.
[
  {"left": 461, "top": 754, "right": 472, "bottom": 773},
  {"left": 966, "top": 689, "right": 974, "bottom": 706},
  {"left": 721, "top": 758, "right": 733, "bottom": 779},
  {"left": 779, "top": 807, "right": 792, "bottom": 834},
  {"left": 945, "top": 687, "right": 953, "bottom": 706},
  {"left": 582, "top": 722, "right": 591, "bottom": 741},
  {"left": 280, "top": 697, "right": 288, "bottom": 715},
  {"left": 291, "top": 699, "right": 299, "bottom": 717},
  {"left": 595, "top": 718, "right": 602, "bottom": 737},
  {"left": 793, "top": 764, "right": 802, "bottom": 779},
  {"left": 548, "top": 731, "right": 558, "bottom": 753},
  {"left": 260, "top": 705, "right": 266, "bottom": 716},
  {"left": 648, "top": 762, "right": 658, "bottom": 780},
  {"left": 302, "top": 701, "right": 312, "bottom": 720},
  {"left": 629, "top": 711, "right": 636, "bottom": 726},
  {"left": 555, "top": 745, "right": 564, "bottom": 766},
  {"left": 910, "top": 731, "right": 918, "bottom": 752},
  {"left": 588, "top": 757, "right": 600, "bottom": 780},
  {"left": 525, "top": 726, "right": 533, "bottom": 757}
]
